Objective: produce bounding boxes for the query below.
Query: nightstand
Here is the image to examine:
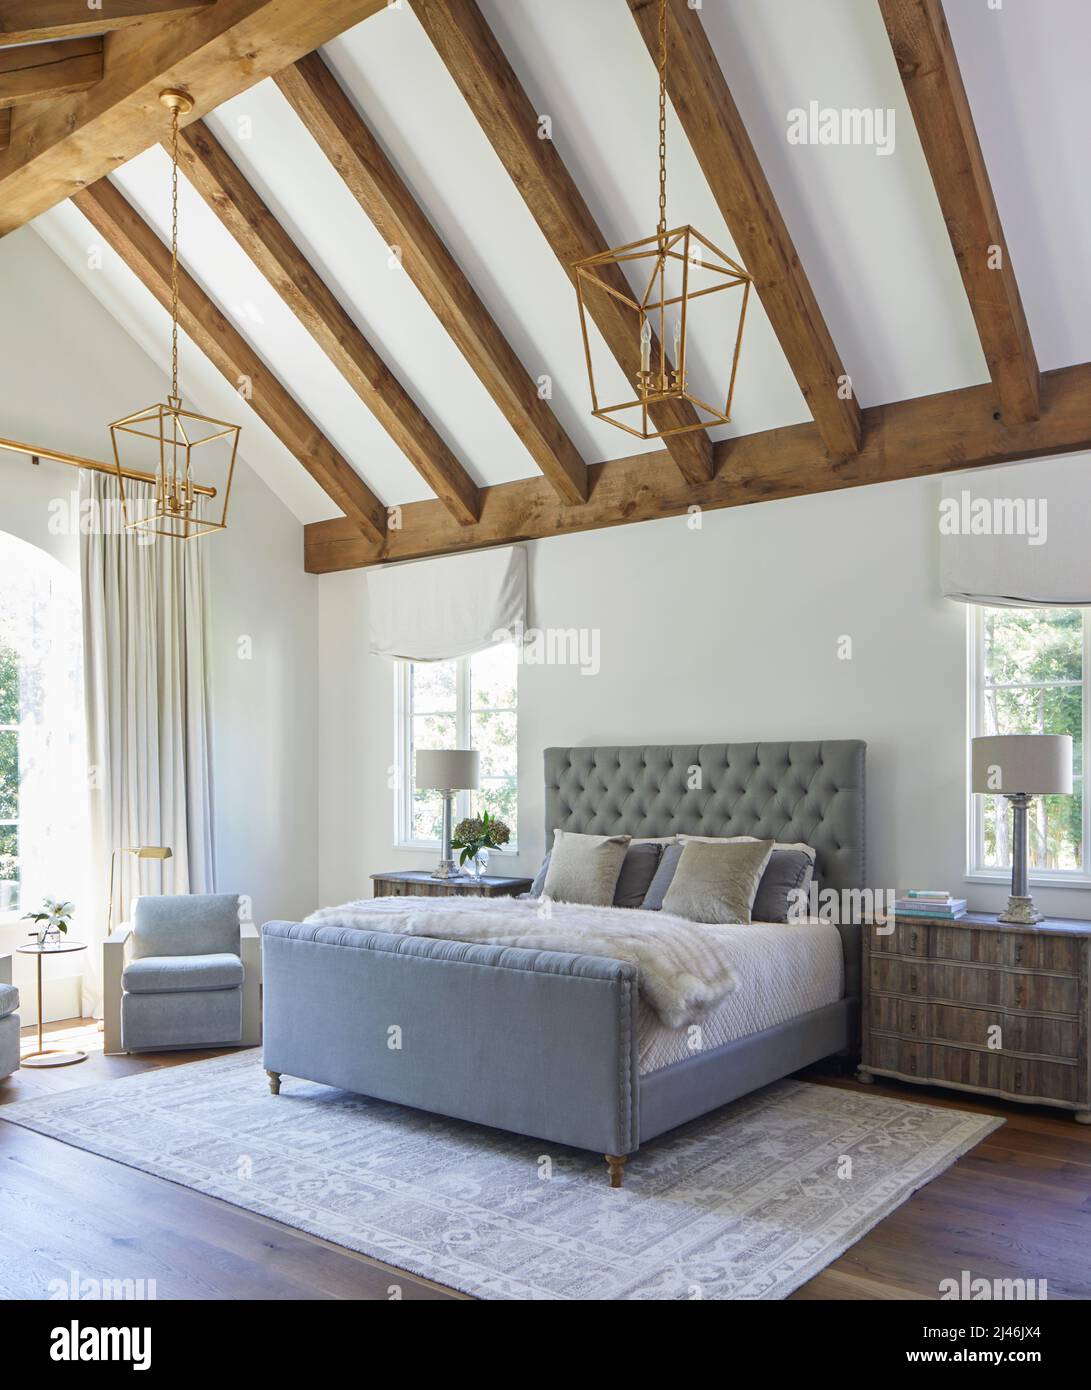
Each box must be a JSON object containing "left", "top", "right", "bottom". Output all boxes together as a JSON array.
[
  {"left": 371, "top": 871, "right": 533, "bottom": 900},
  {"left": 860, "top": 911, "right": 1091, "bottom": 1122}
]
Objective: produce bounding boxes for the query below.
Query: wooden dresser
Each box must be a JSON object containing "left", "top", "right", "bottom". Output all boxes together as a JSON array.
[
  {"left": 371, "top": 870, "right": 533, "bottom": 900},
  {"left": 860, "top": 912, "right": 1091, "bottom": 1122}
]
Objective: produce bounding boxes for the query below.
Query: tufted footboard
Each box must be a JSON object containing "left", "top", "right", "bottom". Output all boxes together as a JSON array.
[{"left": 261, "top": 921, "right": 641, "bottom": 1163}]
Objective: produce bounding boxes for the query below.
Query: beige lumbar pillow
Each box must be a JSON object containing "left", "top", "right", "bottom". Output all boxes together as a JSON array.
[
  {"left": 661, "top": 839, "right": 774, "bottom": 924},
  {"left": 542, "top": 829, "right": 632, "bottom": 907}
]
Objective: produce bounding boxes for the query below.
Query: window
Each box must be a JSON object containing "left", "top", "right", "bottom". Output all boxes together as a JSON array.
[
  {"left": 396, "top": 642, "right": 518, "bottom": 849},
  {"left": 0, "top": 531, "right": 89, "bottom": 921},
  {"left": 0, "top": 641, "right": 18, "bottom": 913},
  {"left": 969, "top": 605, "right": 1089, "bottom": 880}
]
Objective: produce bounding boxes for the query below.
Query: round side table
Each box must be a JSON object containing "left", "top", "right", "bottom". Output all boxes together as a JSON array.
[{"left": 16, "top": 940, "right": 89, "bottom": 1068}]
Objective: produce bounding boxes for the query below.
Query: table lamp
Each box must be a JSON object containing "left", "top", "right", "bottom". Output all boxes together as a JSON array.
[
  {"left": 106, "top": 845, "right": 173, "bottom": 935},
  {"left": 971, "top": 734, "right": 1072, "bottom": 924},
  {"left": 415, "top": 749, "right": 479, "bottom": 880}
]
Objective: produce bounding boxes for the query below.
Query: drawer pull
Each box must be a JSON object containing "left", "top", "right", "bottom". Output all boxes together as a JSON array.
[
  {"left": 908, "top": 1053, "right": 918, "bottom": 1074},
  {"left": 911, "top": 930, "right": 918, "bottom": 952},
  {"left": 908, "top": 971, "right": 919, "bottom": 994},
  {"left": 1013, "top": 1070, "right": 1023, "bottom": 1092},
  {"left": 908, "top": 1012, "right": 918, "bottom": 1033},
  {"left": 1013, "top": 984, "right": 1024, "bottom": 1008},
  {"left": 1014, "top": 942, "right": 1024, "bottom": 965}
]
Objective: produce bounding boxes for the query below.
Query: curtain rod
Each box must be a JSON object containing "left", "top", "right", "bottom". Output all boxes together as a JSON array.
[{"left": 0, "top": 434, "right": 218, "bottom": 498}]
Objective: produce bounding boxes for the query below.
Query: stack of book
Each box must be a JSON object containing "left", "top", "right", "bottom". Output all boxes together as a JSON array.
[{"left": 894, "top": 890, "right": 967, "bottom": 921}]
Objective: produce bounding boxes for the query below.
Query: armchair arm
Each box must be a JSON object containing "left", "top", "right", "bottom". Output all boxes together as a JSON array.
[
  {"left": 102, "top": 924, "right": 133, "bottom": 1055},
  {"left": 240, "top": 921, "right": 262, "bottom": 1047}
]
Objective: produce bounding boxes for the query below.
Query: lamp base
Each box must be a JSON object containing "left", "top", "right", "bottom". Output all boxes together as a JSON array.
[
  {"left": 430, "top": 859, "right": 460, "bottom": 881},
  {"left": 998, "top": 895, "right": 1044, "bottom": 926}
]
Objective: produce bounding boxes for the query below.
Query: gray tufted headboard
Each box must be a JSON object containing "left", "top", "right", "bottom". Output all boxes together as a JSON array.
[{"left": 544, "top": 741, "right": 866, "bottom": 894}]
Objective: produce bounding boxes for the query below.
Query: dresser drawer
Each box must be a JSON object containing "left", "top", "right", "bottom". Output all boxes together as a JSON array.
[
  {"left": 874, "top": 922, "right": 1082, "bottom": 973},
  {"left": 870, "top": 996, "right": 1079, "bottom": 1059},
  {"left": 869, "top": 956, "right": 1080, "bottom": 1015},
  {"left": 867, "top": 1035, "right": 1082, "bottom": 1104}
]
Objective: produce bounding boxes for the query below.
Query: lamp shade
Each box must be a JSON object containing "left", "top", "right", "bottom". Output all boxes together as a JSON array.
[
  {"left": 971, "top": 734, "right": 1073, "bottom": 796},
  {"left": 415, "top": 748, "right": 480, "bottom": 792}
]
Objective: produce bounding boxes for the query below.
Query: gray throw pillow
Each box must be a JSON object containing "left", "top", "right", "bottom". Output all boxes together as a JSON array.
[
  {"left": 752, "top": 847, "right": 816, "bottom": 922},
  {"left": 541, "top": 830, "right": 631, "bottom": 907},
  {"left": 525, "top": 852, "right": 551, "bottom": 898},
  {"left": 641, "top": 842, "right": 685, "bottom": 910},
  {"left": 661, "top": 839, "right": 774, "bottom": 924},
  {"left": 612, "top": 840, "right": 663, "bottom": 908}
]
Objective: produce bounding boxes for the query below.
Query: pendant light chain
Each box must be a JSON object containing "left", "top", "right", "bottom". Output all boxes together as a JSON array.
[
  {"left": 170, "top": 102, "right": 181, "bottom": 404},
  {"left": 657, "top": 0, "right": 668, "bottom": 243}
]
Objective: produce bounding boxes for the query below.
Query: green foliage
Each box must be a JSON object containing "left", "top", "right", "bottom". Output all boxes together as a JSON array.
[{"left": 452, "top": 809, "right": 511, "bottom": 866}]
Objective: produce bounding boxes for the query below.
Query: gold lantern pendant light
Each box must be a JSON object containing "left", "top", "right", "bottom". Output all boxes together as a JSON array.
[
  {"left": 109, "top": 89, "right": 240, "bottom": 539},
  {"left": 572, "top": 0, "right": 753, "bottom": 440}
]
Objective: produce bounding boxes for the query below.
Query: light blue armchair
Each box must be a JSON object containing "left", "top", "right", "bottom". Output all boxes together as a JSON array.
[
  {"left": 103, "top": 894, "right": 261, "bottom": 1054},
  {"left": 0, "top": 953, "right": 19, "bottom": 1078}
]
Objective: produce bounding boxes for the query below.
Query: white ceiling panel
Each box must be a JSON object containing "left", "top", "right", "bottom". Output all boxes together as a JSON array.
[
  {"left": 203, "top": 77, "right": 549, "bottom": 490},
  {"left": 32, "top": 200, "right": 339, "bottom": 525},
  {"left": 696, "top": 0, "right": 988, "bottom": 406},
  {"left": 111, "top": 145, "right": 434, "bottom": 509},
  {"left": 944, "top": 0, "right": 1091, "bottom": 372}
]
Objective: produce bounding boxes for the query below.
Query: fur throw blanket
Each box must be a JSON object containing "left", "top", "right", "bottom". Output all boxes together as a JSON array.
[{"left": 305, "top": 894, "right": 738, "bottom": 1029}]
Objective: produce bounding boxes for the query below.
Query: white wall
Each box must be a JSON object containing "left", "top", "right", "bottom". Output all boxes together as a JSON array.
[
  {"left": 317, "top": 466, "right": 1091, "bottom": 923},
  {"left": 0, "top": 227, "right": 317, "bottom": 1018}
]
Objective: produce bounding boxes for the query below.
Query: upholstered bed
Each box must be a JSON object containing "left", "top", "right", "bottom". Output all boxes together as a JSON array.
[{"left": 261, "top": 740, "right": 866, "bottom": 1186}]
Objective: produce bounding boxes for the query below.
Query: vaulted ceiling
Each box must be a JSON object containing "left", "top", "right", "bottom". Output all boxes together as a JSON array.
[{"left": 3, "top": 0, "right": 1090, "bottom": 571}]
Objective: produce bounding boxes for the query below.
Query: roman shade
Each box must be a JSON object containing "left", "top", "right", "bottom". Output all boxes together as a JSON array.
[
  {"left": 939, "top": 456, "right": 1091, "bottom": 606},
  {"left": 367, "top": 545, "right": 527, "bottom": 660}
]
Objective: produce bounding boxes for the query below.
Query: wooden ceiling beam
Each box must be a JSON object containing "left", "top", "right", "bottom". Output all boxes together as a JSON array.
[
  {"left": 408, "top": 0, "right": 715, "bottom": 487},
  {"left": 175, "top": 120, "right": 481, "bottom": 526},
  {"left": 879, "top": 0, "right": 1040, "bottom": 424},
  {"left": 0, "top": 1, "right": 214, "bottom": 46},
  {"left": 275, "top": 53, "right": 588, "bottom": 506},
  {"left": 0, "top": 0, "right": 389, "bottom": 238},
  {"left": 304, "top": 360, "right": 1091, "bottom": 572},
  {"left": 627, "top": 0, "right": 862, "bottom": 460},
  {"left": 0, "top": 37, "right": 104, "bottom": 109},
  {"left": 0, "top": 107, "right": 9, "bottom": 152},
  {"left": 74, "top": 177, "right": 388, "bottom": 543}
]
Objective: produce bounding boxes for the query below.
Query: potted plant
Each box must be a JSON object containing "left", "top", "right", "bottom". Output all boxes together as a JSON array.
[
  {"left": 23, "top": 899, "right": 75, "bottom": 948},
  {"left": 451, "top": 811, "right": 511, "bottom": 879}
]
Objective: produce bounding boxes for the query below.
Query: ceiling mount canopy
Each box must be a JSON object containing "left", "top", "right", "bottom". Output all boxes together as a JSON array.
[
  {"left": 571, "top": 0, "right": 753, "bottom": 441},
  {"left": 108, "top": 87, "right": 240, "bottom": 541}
]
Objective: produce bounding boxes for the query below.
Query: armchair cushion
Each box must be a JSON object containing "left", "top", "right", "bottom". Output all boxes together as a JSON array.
[
  {"left": 123, "top": 953, "right": 243, "bottom": 994},
  {"left": 0, "top": 982, "right": 19, "bottom": 1019},
  {"left": 131, "top": 894, "right": 241, "bottom": 960}
]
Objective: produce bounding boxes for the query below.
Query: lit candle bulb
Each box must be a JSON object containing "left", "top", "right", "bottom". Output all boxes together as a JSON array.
[
  {"left": 673, "top": 318, "right": 682, "bottom": 364},
  {"left": 640, "top": 319, "right": 652, "bottom": 374}
]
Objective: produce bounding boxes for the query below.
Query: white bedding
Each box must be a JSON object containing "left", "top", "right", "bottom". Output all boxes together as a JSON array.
[
  {"left": 638, "top": 921, "right": 844, "bottom": 1074},
  {"left": 304, "top": 895, "right": 844, "bottom": 1060}
]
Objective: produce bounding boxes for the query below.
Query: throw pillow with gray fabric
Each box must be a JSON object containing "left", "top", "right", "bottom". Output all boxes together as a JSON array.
[
  {"left": 661, "top": 839, "right": 774, "bottom": 924},
  {"left": 612, "top": 840, "right": 663, "bottom": 908},
  {"left": 541, "top": 830, "right": 631, "bottom": 907},
  {"left": 641, "top": 841, "right": 685, "bottom": 910},
  {"left": 525, "top": 852, "right": 551, "bottom": 898},
  {"left": 752, "top": 847, "right": 816, "bottom": 922}
]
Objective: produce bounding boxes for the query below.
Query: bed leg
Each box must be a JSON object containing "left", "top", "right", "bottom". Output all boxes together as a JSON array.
[
  {"left": 605, "top": 1154, "right": 627, "bottom": 1189},
  {"left": 856, "top": 1067, "right": 875, "bottom": 1085},
  {"left": 266, "top": 1069, "right": 281, "bottom": 1096}
]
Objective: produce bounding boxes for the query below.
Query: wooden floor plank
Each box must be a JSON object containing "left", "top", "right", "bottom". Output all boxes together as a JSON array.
[{"left": 2, "top": 1021, "right": 1088, "bottom": 1300}]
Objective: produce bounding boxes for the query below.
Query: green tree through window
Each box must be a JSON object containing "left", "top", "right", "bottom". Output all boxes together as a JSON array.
[
  {"left": 972, "top": 606, "right": 1086, "bottom": 874},
  {"left": 0, "top": 642, "right": 19, "bottom": 909}
]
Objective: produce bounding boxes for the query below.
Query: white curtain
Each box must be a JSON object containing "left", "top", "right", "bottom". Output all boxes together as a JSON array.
[
  {"left": 80, "top": 471, "right": 215, "bottom": 1017},
  {"left": 940, "top": 456, "right": 1091, "bottom": 606},
  {"left": 367, "top": 545, "right": 527, "bottom": 660}
]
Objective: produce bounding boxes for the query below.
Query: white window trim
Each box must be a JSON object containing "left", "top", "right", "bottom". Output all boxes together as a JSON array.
[
  {"left": 965, "top": 605, "right": 1091, "bottom": 888},
  {"left": 393, "top": 657, "right": 518, "bottom": 854},
  {"left": 0, "top": 709, "right": 18, "bottom": 918}
]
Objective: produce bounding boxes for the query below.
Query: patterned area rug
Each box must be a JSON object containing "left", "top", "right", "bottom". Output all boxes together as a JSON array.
[{"left": 2, "top": 1053, "right": 1001, "bottom": 1300}]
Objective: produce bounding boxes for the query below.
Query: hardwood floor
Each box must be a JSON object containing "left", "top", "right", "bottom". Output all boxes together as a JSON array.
[{"left": 2, "top": 1020, "right": 1089, "bottom": 1301}]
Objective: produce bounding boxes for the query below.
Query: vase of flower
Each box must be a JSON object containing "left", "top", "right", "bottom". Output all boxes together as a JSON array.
[
  {"left": 451, "top": 811, "right": 510, "bottom": 880},
  {"left": 23, "top": 898, "right": 75, "bottom": 948}
]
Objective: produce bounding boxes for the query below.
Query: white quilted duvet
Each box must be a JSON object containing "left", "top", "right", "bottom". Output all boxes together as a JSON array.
[{"left": 638, "top": 921, "right": 844, "bottom": 1075}]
